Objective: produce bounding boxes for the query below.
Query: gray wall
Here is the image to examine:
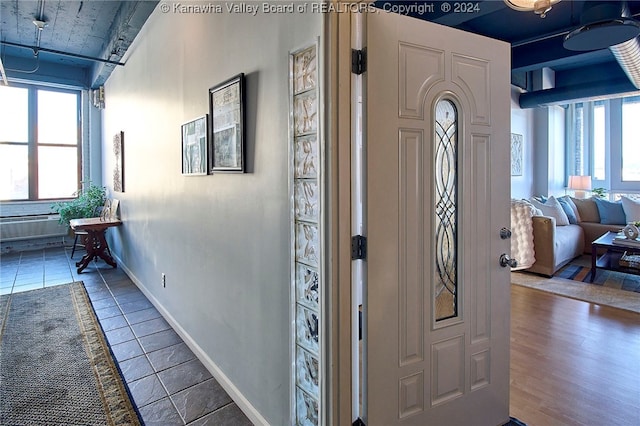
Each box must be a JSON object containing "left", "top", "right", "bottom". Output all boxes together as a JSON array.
[
  {"left": 101, "top": 7, "right": 322, "bottom": 425},
  {"left": 510, "top": 87, "right": 566, "bottom": 200},
  {"left": 510, "top": 86, "right": 535, "bottom": 199}
]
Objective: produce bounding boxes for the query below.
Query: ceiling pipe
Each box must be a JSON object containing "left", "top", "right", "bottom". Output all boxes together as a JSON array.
[
  {"left": 562, "top": 1, "right": 640, "bottom": 90},
  {"left": 518, "top": 79, "right": 638, "bottom": 108},
  {"left": 0, "top": 41, "right": 125, "bottom": 66},
  {"left": 610, "top": 36, "right": 640, "bottom": 89}
]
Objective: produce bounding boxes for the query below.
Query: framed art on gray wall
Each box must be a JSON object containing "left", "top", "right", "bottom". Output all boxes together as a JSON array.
[
  {"left": 511, "top": 133, "right": 523, "bottom": 176},
  {"left": 181, "top": 115, "right": 208, "bottom": 175},
  {"left": 113, "top": 131, "right": 124, "bottom": 192},
  {"left": 209, "top": 73, "right": 245, "bottom": 173}
]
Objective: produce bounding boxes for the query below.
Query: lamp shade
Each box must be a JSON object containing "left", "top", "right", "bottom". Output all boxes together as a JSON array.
[{"left": 568, "top": 175, "right": 592, "bottom": 191}]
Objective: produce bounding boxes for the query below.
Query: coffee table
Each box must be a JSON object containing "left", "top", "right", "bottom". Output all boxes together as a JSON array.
[{"left": 590, "top": 231, "right": 640, "bottom": 282}]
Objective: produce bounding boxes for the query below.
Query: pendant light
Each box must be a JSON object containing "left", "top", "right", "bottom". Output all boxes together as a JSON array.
[{"left": 503, "top": 0, "right": 561, "bottom": 18}]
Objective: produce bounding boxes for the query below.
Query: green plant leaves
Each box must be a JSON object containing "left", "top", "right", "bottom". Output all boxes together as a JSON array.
[{"left": 51, "top": 184, "right": 106, "bottom": 225}]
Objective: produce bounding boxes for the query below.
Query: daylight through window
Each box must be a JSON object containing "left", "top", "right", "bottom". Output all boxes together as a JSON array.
[
  {"left": 565, "top": 95, "right": 640, "bottom": 193},
  {"left": 0, "top": 84, "right": 80, "bottom": 201}
]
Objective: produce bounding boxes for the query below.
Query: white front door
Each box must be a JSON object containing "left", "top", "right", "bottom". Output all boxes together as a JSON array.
[{"left": 363, "top": 10, "right": 511, "bottom": 425}]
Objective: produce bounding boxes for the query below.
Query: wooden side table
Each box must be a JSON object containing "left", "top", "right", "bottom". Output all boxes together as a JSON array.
[{"left": 69, "top": 217, "right": 122, "bottom": 273}]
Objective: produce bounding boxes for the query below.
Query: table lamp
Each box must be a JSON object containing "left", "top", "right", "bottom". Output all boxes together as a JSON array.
[{"left": 568, "top": 175, "right": 592, "bottom": 198}]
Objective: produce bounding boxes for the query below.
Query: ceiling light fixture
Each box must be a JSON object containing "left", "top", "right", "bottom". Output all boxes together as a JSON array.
[
  {"left": 561, "top": 2, "right": 640, "bottom": 89},
  {"left": 563, "top": 18, "right": 640, "bottom": 51},
  {"left": 563, "top": 2, "right": 640, "bottom": 51},
  {"left": 503, "top": 0, "right": 560, "bottom": 18}
]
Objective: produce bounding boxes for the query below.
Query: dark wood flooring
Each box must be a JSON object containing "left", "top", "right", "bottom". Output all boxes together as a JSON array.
[{"left": 510, "top": 285, "right": 640, "bottom": 426}]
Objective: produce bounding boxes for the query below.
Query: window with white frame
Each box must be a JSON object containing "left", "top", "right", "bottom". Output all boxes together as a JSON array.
[
  {"left": 0, "top": 84, "right": 81, "bottom": 201},
  {"left": 565, "top": 95, "right": 640, "bottom": 194}
]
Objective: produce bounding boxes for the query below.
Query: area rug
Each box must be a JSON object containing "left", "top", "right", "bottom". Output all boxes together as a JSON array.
[
  {"left": 556, "top": 255, "right": 640, "bottom": 293},
  {"left": 511, "top": 259, "right": 640, "bottom": 315},
  {"left": 0, "top": 282, "right": 141, "bottom": 425}
]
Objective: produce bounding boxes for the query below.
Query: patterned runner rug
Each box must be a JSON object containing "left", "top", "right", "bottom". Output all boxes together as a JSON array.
[{"left": 0, "top": 282, "right": 140, "bottom": 425}]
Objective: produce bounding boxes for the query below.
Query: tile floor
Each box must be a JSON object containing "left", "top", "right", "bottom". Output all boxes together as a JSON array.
[{"left": 0, "top": 247, "right": 253, "bottom": 426}]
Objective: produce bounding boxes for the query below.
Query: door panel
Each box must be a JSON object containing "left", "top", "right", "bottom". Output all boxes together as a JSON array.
[{"left": 365, "top": 11, "right": 511, "bottom": 426}]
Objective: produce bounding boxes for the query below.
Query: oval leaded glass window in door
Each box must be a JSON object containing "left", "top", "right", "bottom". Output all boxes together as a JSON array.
[{"left": 434, "top": 99, "right": 458, "bottom": 322}]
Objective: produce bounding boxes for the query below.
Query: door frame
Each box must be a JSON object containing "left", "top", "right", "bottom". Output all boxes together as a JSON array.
[{"left": 326, "top": 5, "right": 357, "bottom": 426}]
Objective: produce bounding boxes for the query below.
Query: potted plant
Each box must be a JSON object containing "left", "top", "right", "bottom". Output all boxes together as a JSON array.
[
  {"left": 52, "top": 183, "right": 106, "bottom": 227},
  {"left": 591, "top": 187, "right": 607, "bottom": 199}
]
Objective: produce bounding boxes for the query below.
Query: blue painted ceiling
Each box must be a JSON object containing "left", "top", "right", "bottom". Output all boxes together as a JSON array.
[
  {"left": 377, "top": 0, "right": 640, "bottom": 107},
  {"left": 0, "top": 0, "right": 158, "bottom": 89}
]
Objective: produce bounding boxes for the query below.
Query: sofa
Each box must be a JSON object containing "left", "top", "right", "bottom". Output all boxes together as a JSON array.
[
  {"left": 527, "top": 215, "right": 584, "bottom": 276},
  {"left": 520, "top": 195, "right": 640, "bottom": 277}
]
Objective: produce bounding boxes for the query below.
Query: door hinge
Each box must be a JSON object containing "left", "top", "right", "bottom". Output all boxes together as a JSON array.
[
  {"left": 351, "top": 48, "right": 367, "bottom": 75},
  {"left": 351, "top": 235, "right": 367, "bottom": 260}
]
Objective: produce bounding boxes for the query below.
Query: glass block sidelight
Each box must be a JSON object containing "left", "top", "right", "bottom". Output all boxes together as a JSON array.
[
  {"left": 296, "top": 346, "right": 320, "bottom": 396},
  {"left": 296, "top": 387, "right": 319, "bottom": 426},
  {"left": 434, "top": 99, "right": 458, "bottom": 321},
  {"left": 295, "top": 222, "right": 320, "bottom": 267},
  {"left": 291, "top": 42, "right": 321, "bottom": 425},
  {"left": 296, "top": 263, "right": 319, "bottom": 310},
  {"left": 295, "top": 180, "right": 319, "bottom": 222},
  {"left": 296, "top": 304, "right": 320, "bottom": 354},
  {"left": 294, "top": 135, "right": 319, "bottom": 179},
  {"left": 294, "top": 91, "right": 318, "bottom": 136},
  {"left": 293, "top": 46, "right": 317, "bottom": 95}
]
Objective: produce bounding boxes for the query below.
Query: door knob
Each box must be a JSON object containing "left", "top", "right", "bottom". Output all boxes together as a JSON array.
[
  {"left": 500, "top": 227, "right": 512, "bottom": 239},
  {"left": 499, "top": 254, "right": 518, "bottom": 268}
]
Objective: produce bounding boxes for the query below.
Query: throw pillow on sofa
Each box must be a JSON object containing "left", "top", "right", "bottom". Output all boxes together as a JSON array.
[
  {"left": 529, "top": 196, "right": 570, "bottom": 226},
  {"left": 557, "top": 195, "right": 580, "bottom": 224},
  {"left": 571, "top": 197, "right": 600, "bottom": 223},
  {"left": 621, "top": 196, "right": 640, "bottom": 222},
  {"left": 593, "top": 197, "right": 626, "bottom": 225}
]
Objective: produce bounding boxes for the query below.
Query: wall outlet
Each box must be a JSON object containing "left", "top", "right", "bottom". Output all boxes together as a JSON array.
[{"left": 161, "top": 273, "right": 166, "bottom": 288}]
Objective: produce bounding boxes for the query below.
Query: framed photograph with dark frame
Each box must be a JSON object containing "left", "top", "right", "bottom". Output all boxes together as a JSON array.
[
  {"left": 209, "top": 73, "right": 245, "bottom": 173},
  {"left": 181, "top": 115, "right": 208, "bottom": 175}
]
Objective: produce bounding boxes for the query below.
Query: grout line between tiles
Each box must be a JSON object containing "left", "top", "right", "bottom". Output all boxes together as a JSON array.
[
  {"left": 96, "top": 266, "right": 187, "bottom": 425},
  {"left": 2, "top": 247, "right": 244, "bottom": 426}
]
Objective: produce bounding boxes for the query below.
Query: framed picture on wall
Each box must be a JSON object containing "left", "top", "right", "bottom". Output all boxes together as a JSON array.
[
  {"left": 511, "top": 133, "right": 523, "bottom": 176},
  {"left": 209, "top": 73, "right": 245, "bottom": 173},
  {"left": 113, "top": 131, "right": 124, "bottom": 192},
  {"left": 181, "top": 115, "right": 208, "bottom": 175}
]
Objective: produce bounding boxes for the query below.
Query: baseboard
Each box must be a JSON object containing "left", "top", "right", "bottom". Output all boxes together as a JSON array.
[{"left": 113, "top": 254, "right": 269, "bottom": 426}]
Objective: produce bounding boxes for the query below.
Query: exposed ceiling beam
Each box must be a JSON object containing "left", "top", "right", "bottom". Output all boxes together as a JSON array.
[
  {"left": 90, "top": 1, "right": 159, "bottom": 88},
  {"left": 518, "top": 59, "right": 635, "bottom": 107},
  {"left": 512, "top": 37, "right": 614, "bottom": 73},
  {"left": 519, "top": 78, "right": 638, "bottom": 108}
]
